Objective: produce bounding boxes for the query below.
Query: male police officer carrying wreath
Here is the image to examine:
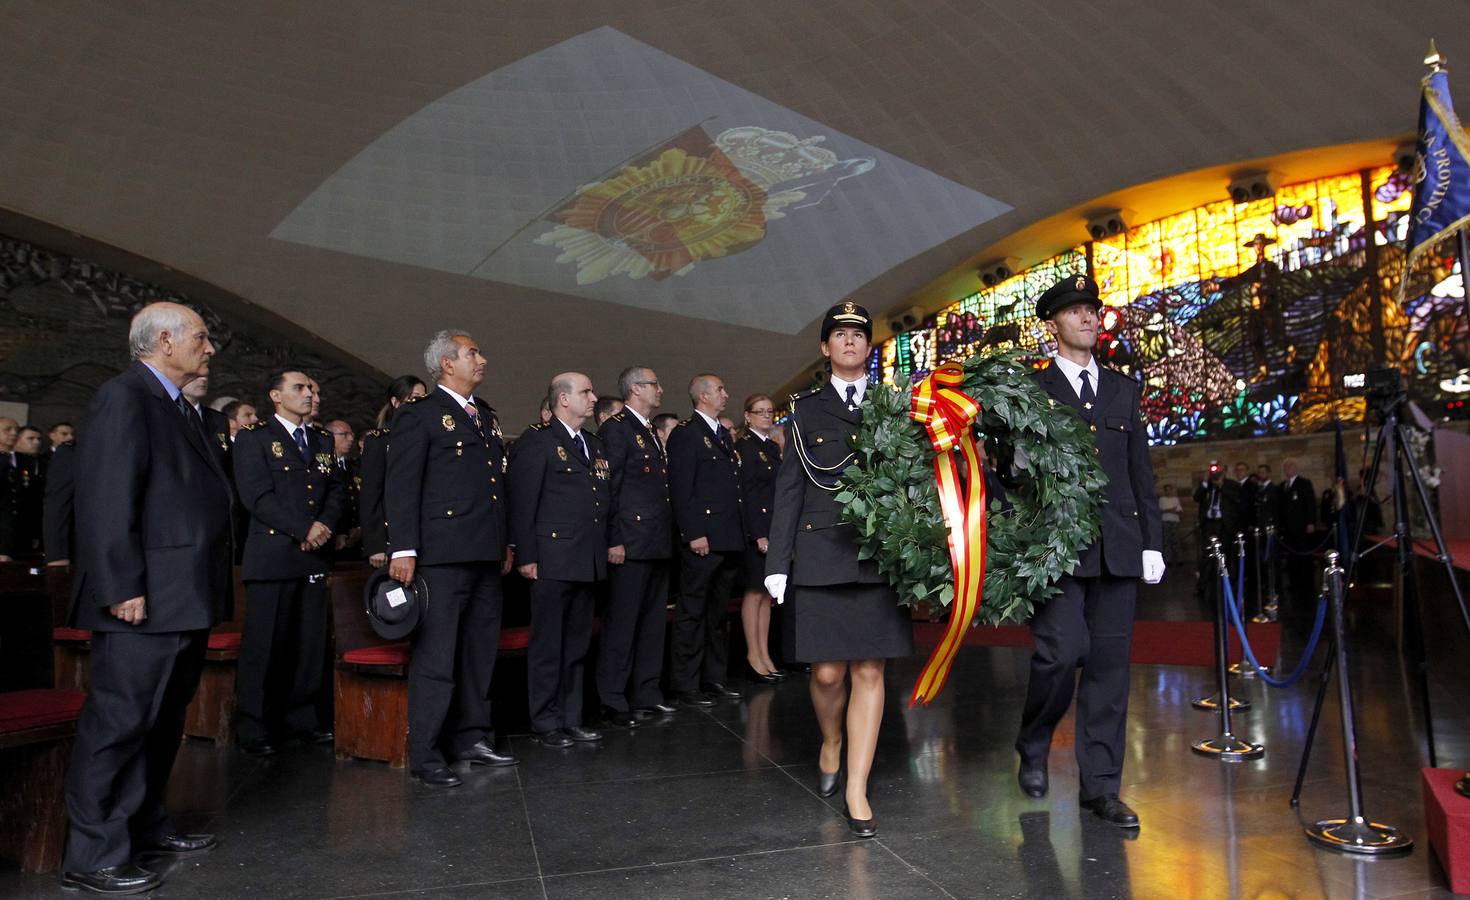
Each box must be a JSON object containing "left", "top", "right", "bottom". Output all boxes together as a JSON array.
[
  {"left": 386, "top": 330, "right": 516, "bottom": 787},
  {"left": 1015, "top": 275, "right": 1164, "bottom": 829}
]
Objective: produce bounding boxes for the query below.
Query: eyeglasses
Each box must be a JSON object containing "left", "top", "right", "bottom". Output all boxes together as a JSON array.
[
  {"left": 748, "top": 408, "right": 775, "bottom": 416},
  {"left": 634, "top": 380, "right": 660, "bottom": 387}
]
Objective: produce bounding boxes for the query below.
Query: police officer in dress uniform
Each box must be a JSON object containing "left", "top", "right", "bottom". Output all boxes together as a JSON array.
[
  {"left": 232, "top": 370, "right": 343, "bottom": 755},
  {"left": 323, "top": 418, "right": 361, "bottom": 558},
  {"left": 764, "top": 301, "right": 913, "bottom": 838},
  {"left": 386, "top": 331, "right": 517, "bottom": 788},
  {"left": 510, "top": 372, "right": 609, "bottom": 747},
  {"left": 359, "top": 376, "right": 429, "bottom": 569},
  {"left": 1015, "top": 275, "right": 1165, "bottom": 829},
  {"left": 62, "top": 302, "right": 231, "bottom": 894},
  {"left": 667, "top": 373, "right": 746, "bottom": 706},
  {"left": 736, "top": 394, "right": 784, "bottom": 683},
  {"left": 1278, "top": 457, "right": 1318, "bottom": 603},
  {"left": 595, "top": 366, "right": 678, "bottom": 727}
]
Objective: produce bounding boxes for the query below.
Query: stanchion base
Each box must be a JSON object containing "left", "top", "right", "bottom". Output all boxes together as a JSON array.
[
  {"left": 1228, "top": 662, "right": 1270, "bottom": 679},
  {"left": 1191, "top": 734, "right": 1264, "bottom": 761},
  {"left": 1457, "top": 774, "right": 1470, "bottom": 799},
  {"left": 1250, "top": 614, "right": 1272, "bottom": 624},
  {"left": 1305, "top": 817, "right": 1414, "bottom": 855},
  {"left": 1192, "top": 694, "right": 1251, "bottom": 711}
]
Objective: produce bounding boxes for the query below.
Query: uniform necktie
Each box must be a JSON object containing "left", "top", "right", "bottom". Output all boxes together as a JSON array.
[
  {"left": 845, "top": 384, "right": 858, "bottom": 411},
  {"left": 464, "top": 400, "right": 481, "bottom": 429},
  {"left": 573, "top": 431, "right": 589, "bottom": 464},
  {"left": 1079, "top": 370, "right": 1096, "bottom": 418},
  {"left": 715, "top": 423, "right": 733, "bottom": 455},
  {"left": 293, "top": 425, "right": 309, "bottom": 460}
]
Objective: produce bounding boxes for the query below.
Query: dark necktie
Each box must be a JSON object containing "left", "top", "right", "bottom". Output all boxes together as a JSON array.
[
  {"left": 845, "top": 384, "right": 858, "bottom": 411},
  {"left": 573, "top": 431, "right": 589, "bottom": 464},
  {"left": 464, "top": 400, "right": 482, "bottom": 431},
  {"left": 1079, "top": 370, "right": 1096, "bottom": 419},
  {"left": 293, "top": 425, "right": 309, "bottom": 460},
  {"left": 715, "top": 424, "right": 733, "bottom": 455},
  {"left": 176, "top": 394, "right": 207, "bottom": 441}
]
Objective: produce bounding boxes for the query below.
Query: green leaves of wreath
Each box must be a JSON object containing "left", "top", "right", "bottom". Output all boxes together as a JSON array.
[{"left": 834, "top": 350, "right": 1108, "bottom": 626}]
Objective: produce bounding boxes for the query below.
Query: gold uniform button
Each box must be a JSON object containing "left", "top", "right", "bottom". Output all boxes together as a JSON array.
[
  {"left": 446, "top": 510, "right": 454, "bottom": 516},
  {"left": 267, "top": 528, "right": 276, "bottom": 535},
  {"left": 551, "top": 532, "right": 558, "bottom": 538},
  {"left": 307, "top": 484, "right": 314, "bottom": 490},
  {"left": 761, "top": 507, "right": 767, "bottom": 514},
  {"left": 634, "top": 515, "right": 642, "bottom": 522},
  {"left": 1089, "top": 425, "right": 1098, "bottom": 433},
  {"left": 804, "top": 524, "right": 812, "bottom": 531},
  {"left": 705, "top": 508, "right": 711, "bottom": 514},
  {"left": 814, "top": 437, "right": 824, "bottom": 444},
  {"left": 593, "top": 517, "right": 599, "bottom": 523},
  {"left": 491, "top": 494, "right": 498, "bottom": 501}
]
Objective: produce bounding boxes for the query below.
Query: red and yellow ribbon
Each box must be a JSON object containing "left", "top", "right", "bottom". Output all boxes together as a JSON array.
[{"left": 908, "top": 363, "right": 988, "bottom": 706}]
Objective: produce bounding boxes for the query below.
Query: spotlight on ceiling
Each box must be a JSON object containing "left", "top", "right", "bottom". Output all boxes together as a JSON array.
[
  {"left": 1393, "top": 141, "right": 1418, "bottom": 173},
  {"left": 1085, "top": 209, "right": 1133, "bottom": 242},
  {"left": 888, "top": 305, "right": 925, "bottom": 334},
  {"left": 978, "top": 257, "right": 1021, "bottom": 288},
  {"left": 1227, "top": 171, "right": 1281, "bottom": 205}
]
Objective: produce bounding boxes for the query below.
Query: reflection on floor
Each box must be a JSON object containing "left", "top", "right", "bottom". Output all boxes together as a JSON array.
[{"left": 4, "top": 561, "right": 1468, "bottom": 899}]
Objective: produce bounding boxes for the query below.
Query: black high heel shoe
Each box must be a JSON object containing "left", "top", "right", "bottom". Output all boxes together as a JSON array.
[
  {"left": 842, "top": 803, "right": 877, "bottom": 838},
  {"left": 817, "top": 768, "right": 842, "bottom": 798}
]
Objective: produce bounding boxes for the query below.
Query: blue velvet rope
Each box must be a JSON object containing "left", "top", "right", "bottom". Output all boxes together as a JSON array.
[{"left": 1219, "top": 568, "right": 1326, "bottom": 688}]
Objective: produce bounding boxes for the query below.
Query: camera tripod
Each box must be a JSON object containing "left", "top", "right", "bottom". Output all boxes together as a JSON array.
[{"left": 1291, "top": 395, "right": 1470, "bottom": 806}]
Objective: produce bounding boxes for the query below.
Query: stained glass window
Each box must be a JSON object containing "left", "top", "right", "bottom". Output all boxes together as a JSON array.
[{"left": 877, "top": 165, "right": 1469, "bottom": 443}]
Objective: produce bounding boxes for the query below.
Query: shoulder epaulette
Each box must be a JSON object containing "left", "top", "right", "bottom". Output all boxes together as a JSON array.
[
  {"left": 405, "top": 394, "right": 425, "bottom": 403},
  {"left": 679, "top": 417, "right": 693, "bottom": 426},
  {"left": 609, "top": 411, "right": 627, "bottom": 422},
  {"left": 530, "top": 422, "right": 550, "bottom": 431},
  {"left": 790, "top": 386, "right": 822, "bottom": 403},
  {"left": 364, "top": 428, "right": 384, "bottom": 438},
  {"left": 242, "top": 422, "right": 266, "bottom": 431}
]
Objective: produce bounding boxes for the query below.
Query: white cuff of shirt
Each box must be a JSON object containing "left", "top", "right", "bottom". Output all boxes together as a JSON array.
[{"left": 390, "top": 550, "right": 416, "bottom": 559}]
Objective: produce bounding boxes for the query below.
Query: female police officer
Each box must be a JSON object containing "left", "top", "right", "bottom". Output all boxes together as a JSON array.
[{"left": 764, "top": 301, "right": 911, "bottom": 838}]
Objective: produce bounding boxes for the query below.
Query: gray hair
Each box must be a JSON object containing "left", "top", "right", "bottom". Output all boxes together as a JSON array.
[
  {"left": 688, "top": 373, "right": 719, "bottom": 405},
  {"left": 128, "top": 302, "right": 193, "bottom": 360},
  {"left": 545, "top": 374, "right": 576, "bottom": 412},
  {"left": 618, "top": 365, "right": 651, "bottom": 401},
  {"left": 424, "top": 329, "right": 472, "bottom": 380}
]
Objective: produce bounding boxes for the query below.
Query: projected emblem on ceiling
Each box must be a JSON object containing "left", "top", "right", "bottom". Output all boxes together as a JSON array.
[{"left": 271, "top": 27, "right": 1009, "bottom": 332}]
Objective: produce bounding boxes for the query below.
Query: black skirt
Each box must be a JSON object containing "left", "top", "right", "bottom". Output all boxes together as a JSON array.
[
  {"left": 782, "top": 582, "right": 914, "bottom": 663},
  {"left": 741, "top": 542, "right": 768, "bottom": 593}
]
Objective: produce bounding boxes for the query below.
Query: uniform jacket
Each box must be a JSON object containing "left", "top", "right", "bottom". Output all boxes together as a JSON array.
[
  {"left": 666, "top": 414, "right": 746, "bottom": 553},
  {"left": 1036, "top": 362, "right": 1160, "bottom": 578},
  {"left": 508, "top": 421, "right": 609, "bottom": 582},
  {"left": 202, "top": 406, "right": 233, "bottom": 476},
  {"left": 598, "top": 410, "right": 672, "bottom": 561},
  {"left": 42, "top": 441, "right": 76, "bottom": 562},
  {"left": 766, "top": 380, "right": 885, "bottom": 587},
  {"left": 358, "top": 427, "right": 389, "bottom": 558},
  {"left": 736, "top": 432, "right": 781, "bottom": 542},
  {"left": 1279, "top": 474, "right": 1317, "bottom": 535},
  {"left": 70, "top": 361, "right": 234, "bottom": 632},
  {"left": 233, "top": 417, "right": 344, "bottom": 580},
  {"left": 384, "top": 386, "right": 508, "bottom": 565}
]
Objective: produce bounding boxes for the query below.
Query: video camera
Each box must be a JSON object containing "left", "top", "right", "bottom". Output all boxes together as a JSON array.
[{"left": 1341, "top": 366, "right": 1405, "bottom": 411}]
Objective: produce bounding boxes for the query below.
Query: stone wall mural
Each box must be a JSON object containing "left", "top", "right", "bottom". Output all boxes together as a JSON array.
[{"left": 0, "top": 233, "right": 386, "bottom": 432}]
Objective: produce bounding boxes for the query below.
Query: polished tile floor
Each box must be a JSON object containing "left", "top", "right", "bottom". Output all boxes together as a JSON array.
[{"left": 5, "top": 562, "right": 1469, "bottom": 899}]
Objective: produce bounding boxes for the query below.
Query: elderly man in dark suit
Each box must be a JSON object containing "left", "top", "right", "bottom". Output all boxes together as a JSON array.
[
  {"left": 1015, "top": 275, "right": 1164, "bottom": 829},
  {"left": 666, "top": 373, "right": 747, "bottom": 707},
  {"left": 61, "top": 301, "right": 234, "bottom": 894},
  {"left": 386, "top": 330, "right": 516, "bottom": 787}
]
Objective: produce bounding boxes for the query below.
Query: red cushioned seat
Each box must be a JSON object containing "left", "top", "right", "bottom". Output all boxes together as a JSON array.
[
  {"left": 498, "top": 627, "right": 530, "bottom": 652},
  {"left": 207, "top": 632, "right": 242, "bottom": 652},
  {"left": 52, "top": 627, "right": 91, "bottom": 643},
  {"left": 0, "top": 689, "right": 86, "bottom": 734},
  {"left": 341, "top": 643, "right": 410, "bottom": 666}
]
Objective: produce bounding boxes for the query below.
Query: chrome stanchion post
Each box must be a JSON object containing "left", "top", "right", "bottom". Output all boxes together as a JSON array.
[
  {"left": 1192, "top": 537, "right": 1265, "bottom": 761},
  {"left": 1232, "top": 531, "right": 1263, "bottom": 677},
  {"left": 1195, "top": 534, "right": 1252, "bottom": 710},
  {"left": 1263, "top": 525, "right": 1280, "bottom": 623},
  {"left": 1306, "top": 551, "right": 1414, "bottom": 853}
]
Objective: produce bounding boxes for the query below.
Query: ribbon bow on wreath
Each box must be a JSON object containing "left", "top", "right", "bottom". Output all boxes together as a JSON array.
[
  {"left": 834, "top": 350, "right": 1108, "bottom": 707},
  {"left": 907, "top": 364, "right": 988, "bottom": 706}
]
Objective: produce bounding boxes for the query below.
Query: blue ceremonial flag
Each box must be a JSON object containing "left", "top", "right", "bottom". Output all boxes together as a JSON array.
[{"left": 1406, "top": 48, "right": 1470, "bottom": 268}]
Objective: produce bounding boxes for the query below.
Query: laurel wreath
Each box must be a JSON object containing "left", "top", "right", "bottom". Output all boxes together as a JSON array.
[{"left": 834, "top": 350, "right": 1108, "bottom": 626}]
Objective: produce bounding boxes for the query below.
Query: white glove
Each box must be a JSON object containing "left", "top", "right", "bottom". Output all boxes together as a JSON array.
[
  {"left": 764, "top": 573, "right": 788, "bottom": 605},
  {"left": 1142, "top": 550, "right": 1165, "bottom": 585}
]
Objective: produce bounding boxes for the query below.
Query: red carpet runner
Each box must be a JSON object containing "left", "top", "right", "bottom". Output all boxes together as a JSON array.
[{"left": 912, "top": 620, "right": 1283, "bottom": 668}]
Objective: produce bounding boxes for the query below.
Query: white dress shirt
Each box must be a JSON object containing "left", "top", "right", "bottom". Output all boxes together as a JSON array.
[{"left": 1051, "top": 354, "right": 1100, "bottom": 401}]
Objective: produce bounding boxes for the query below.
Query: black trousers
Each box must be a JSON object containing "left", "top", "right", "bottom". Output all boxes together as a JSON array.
[
  {"left": 528, "top": 577, "right": 596, "bottom": 732},
  {"left": 1016, "top": 573, "right": 1136, "bottom": 802},
  {"left": 596, "top": 558, "right": 670, "bottom": 711},
  {"left": 409, "top": 562, "right": 503, "bottom": 770},
  {"left": 1283, "top": 529, "right": 1319, "bottom": 603},
  {"left": 671, "top": 548, "right": 738, "bottom": 693},
  {"left": 63, "top": 629, "right": 208, "bottom": 872},
  {"left": 235, "top": 577, "right": 328, "bottom": 744}
]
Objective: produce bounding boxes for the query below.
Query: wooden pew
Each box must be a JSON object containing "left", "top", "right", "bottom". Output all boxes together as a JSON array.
[
  {"left": 0, "top": 688, "right": 86, "bottom": 873},
  {"left": 182, "top": 576, "right": 249, "bottom": 744}
]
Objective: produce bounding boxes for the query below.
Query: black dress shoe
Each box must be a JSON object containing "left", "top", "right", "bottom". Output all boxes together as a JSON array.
[
  {"left": 768, "top": 669, "right": 788, "bottom": 682},
  {"left": 677, "top": 691, "right": 715, "bottom": 708},
  {"left": 747, "top": 671, "right": 780, "bottom": 685},
  {"left": 412, "top": 765, "right": 462, "bottom": 788},
  {"left": 1081, "top": 794, "right": 1140, "bottom": 828},
  {"left": 60, "top": 864, "right": 161, "bottom": 894},
  {"left": 817, "top": 769, "right": 842, "bottom": 798},
  {"left": 238, "top": 738, "right": 277, "bottom": 757},
  {"left": 640, "top": 701, "right": 678, "bottom": 715},
  {"left": 301, "top": 730, "right": 334, "bottom": 744},
  {"left": 566, "top": 725, "right": 603, "bottom": 743},
  {"left": 601, "top": 708, "right": 640, "bottom": 729},
  {"left": 139, "top": 832, "right": 217, "bottom": 857},
  {"left": 1018, "top": 763, "right": 1048, "bottom": 798},
  {"left": 534, "top": 729, "right": 574, "bottom": 748},
  {"left": 703, "top": 682, "right": 743, "bottom": 699},
  {"left": 457, "top": 741, "right": 518, "bottom": 767},
  {"left": 842, "top": 805, "right": 878, "bottom": 838}
]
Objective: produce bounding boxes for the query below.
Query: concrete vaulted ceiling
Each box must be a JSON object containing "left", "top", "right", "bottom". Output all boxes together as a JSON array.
[{"left": 1, "top": 0, "right": 1464, "bottom": 423}]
